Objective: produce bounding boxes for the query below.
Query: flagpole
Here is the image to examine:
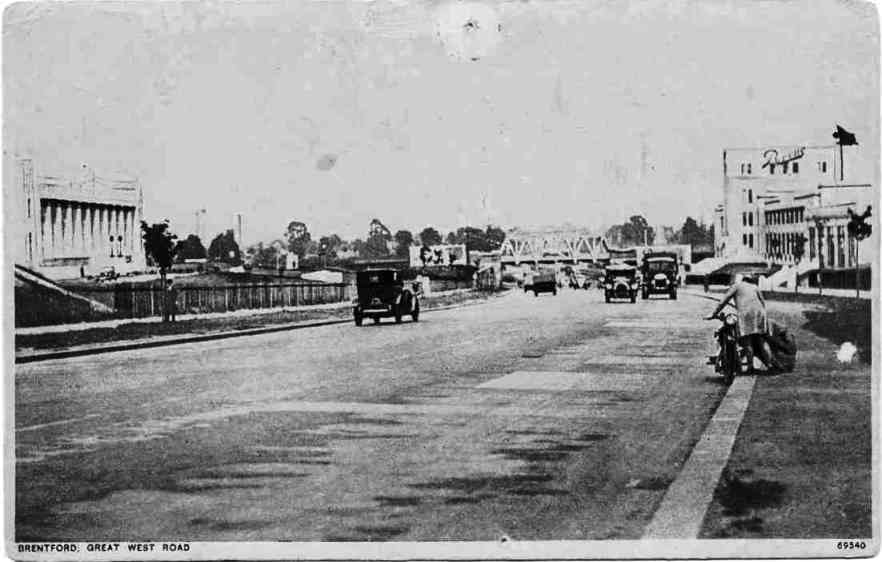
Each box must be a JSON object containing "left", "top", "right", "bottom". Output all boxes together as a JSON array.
[{"left": 840, "top": 143, "right": 844, "bottom": 182}]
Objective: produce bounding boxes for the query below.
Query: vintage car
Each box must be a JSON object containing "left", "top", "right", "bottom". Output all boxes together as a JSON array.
[
  {"left": 353, "top": 269, "right": 420, "bottom": 325},
  {"left": 640, "top": 252, "right": 679, "bottom": 300},
  {"left": 603, "top": 264, "right": 639, "bottom": 303},
  {"left": 531, "top": 271, "right": 558, "bottom": 296}
]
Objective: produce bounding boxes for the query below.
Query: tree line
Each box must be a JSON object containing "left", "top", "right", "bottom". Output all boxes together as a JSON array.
[
  {"left": 149, "top": 214, "right": 714, "bottom": 271},
  {"left": 604, "top": 215, "right": 714, "bottom": 249},
  {"left": 167, "top": 219, "right": 508, "bottom": 270}
]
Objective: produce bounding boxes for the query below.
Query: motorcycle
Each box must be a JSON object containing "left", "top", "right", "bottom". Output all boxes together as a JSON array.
[{"left": 706, "top": 311, "right": 751, "bottom": 385}]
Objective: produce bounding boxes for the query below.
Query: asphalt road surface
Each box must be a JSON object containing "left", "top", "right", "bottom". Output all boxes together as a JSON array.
[{"left": 16, "top": 288, "right": 732, "bottom": 541}]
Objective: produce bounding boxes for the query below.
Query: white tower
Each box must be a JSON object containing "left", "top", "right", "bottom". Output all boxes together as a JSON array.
[{"left": 234, "top": 212, "right": 244, "bottom": 246}]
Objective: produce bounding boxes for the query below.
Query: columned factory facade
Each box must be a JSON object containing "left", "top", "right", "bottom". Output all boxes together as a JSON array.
[
  {"left": 12, "top": 158, "right": 146, "bottom": 279},
  {"left": 714, "top": 141, "right": 874, "bottom": 281}
]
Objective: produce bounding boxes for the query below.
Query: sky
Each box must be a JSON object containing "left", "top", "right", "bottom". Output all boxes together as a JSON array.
[{"left": 3, "top": 0, "right": 879, "bottom": 245}]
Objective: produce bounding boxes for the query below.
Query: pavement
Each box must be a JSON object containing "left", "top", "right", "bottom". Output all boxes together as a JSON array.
[
  {"left": 12, "top": 287, "right": 872, "bottom": 544},
  {"left": 14, "top": 299, "right": 354, "bottom": 336},
  {"left": 14, "top": 290, "right": 493, "bottom": 364}
]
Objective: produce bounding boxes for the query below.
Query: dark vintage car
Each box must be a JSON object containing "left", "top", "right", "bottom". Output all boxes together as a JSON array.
[
  {"left": 641, "top": 252, "right": 678, "bottom": 300},
  {"left": 353, "top": 269, "right": 420, "bottom": 326},
  {"left": 603, "top": 264, "right": 639, "bottom": 303},
  {"left": 531, "top": 271, "right": 558, "bottom": 296}
]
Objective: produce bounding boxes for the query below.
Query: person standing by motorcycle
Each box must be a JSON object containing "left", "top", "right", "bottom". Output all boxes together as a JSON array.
[{"left": 705, "top": 274, "right": 781, "bottom": 373}]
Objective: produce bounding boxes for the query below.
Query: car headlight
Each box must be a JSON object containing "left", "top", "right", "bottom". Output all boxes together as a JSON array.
[
  {"left": 724, "top": 314, "right": 737, "bottom": 326},
  {"left": 604, "top": 283, "right": 612, "bottom": 289}
]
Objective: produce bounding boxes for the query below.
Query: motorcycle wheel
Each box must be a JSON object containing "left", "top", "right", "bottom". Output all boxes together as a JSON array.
[{"left": 722, "top": 340, "right": 737, "bottom": 385}]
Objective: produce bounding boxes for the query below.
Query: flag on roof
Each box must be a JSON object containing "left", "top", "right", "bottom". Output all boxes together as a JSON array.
[{"left": 833, "top": 125, "right": 858, "bottom": 146}]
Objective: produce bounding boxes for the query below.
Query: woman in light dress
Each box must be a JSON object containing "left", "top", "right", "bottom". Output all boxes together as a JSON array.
[{"left": 706, "top": 274, "right": 781, "bottom": 373}]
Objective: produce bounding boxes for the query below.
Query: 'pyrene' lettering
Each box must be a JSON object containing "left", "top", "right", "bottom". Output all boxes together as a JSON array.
[{"left": 762, "top": 146, "right": 805, "bottom": 169}]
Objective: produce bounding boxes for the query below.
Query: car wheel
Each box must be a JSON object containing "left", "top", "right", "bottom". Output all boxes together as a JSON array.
[
  {"left": 372, "top": 316, "right": 380, "bottom": 324},
  {"left": 354, "top": 312, "right": 363, "bottom": 326},
  {"left": 605, "top": 293, "right": 611, "bottom": 303},
  {"left": 411, "top": 301, "right": 420, "bottom": 322},
  {"left": 630, "top": 293, "right": 636, "bottom": 303}
]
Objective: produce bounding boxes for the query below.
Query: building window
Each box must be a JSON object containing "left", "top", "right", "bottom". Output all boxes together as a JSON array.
[
  {"left": 742, "top": 212, "right": 747, "bottom": 226},
  {"left": 747, "top": 163, "right": 752, "bottom": 174},
  {"left": 748, "top": 213, "right": 753, "bottom": 226},
  {"left": 782, "top": 162, "right": 789, "bottom": 174},
  {"left": 827, "top": 229, "right": 835, "bottom": 269},
  {"left": 743, "top": 234, "right": 748, "bottom": 246},
  {"left": 837, "top": 226, "right": 845, "bottom": 267},
  {"left": 847, "top": 234, "right": 855, "bottom": 267},
  {"left": 748, "top": 234, "right": 754, "bottom": 248},
  {"left": 808, "top": 227, "right": 816, "bottom": 260},
  {"left": 748, "top": 189, "right": 753, "bottom": 203},
  {"left": 792, "top": 162, "right": 799, "bottom": 174},
  {"left": 819, "top": 161, "right": 827, "bottom": 173}
]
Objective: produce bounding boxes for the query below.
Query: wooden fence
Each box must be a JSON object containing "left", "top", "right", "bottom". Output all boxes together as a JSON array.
[{"left": 78, "top": 282, "right": 353, "bottom": 319}]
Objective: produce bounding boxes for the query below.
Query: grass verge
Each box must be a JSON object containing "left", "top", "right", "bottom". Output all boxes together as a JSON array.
[{"left": 800, "top": 298, "right": 871, "bottom": 364}]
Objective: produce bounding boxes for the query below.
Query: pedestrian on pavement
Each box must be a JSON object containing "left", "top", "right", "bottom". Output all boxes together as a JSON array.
[
  {"left": 705, "top": 274, "right": 781, "bottom": 373},
  {"left": 166, "top": 279, "right": 178, "bottom": 322},
  {"left": 703, "top": 274, "right": 710, "bottom": 293}
]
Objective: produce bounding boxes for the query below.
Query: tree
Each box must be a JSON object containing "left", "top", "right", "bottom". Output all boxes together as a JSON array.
[
  {"left": 207, "top": 229, "right": 242, "bottom": 265},
  {"left": 286, "top": 221, "right": 311, "bottom": 258},
  {"left": 141, "top": 220, "right": 177, "bottom": 322},
  {"left": 318, "top": 234, "right": 343, "bottom": 259},
  {"left": 791, "top": 232, "right": 807, "bottom": 294},
  {"left": 363, "top": 218, "right": 392, "bottom": 258},
  {"left": 484, "top": 225, "right": 506, "bottom": 250},
  {"left": 418, "top": 226, "right": 443, "bottom": 247},
  {"left": 620, "top": 215, "right": 655, "bottom": 246},
  {"left": 446, "top": 225, "right": 507, "bottom": 252},
  {"left": 674, "top": 217, "right": 713, "bottom": 247},
  {"left": 394, "top": 230, "right": 414, "bottom": 258},
  {"left": 175, "top": 234, "right": 206, "bottom": 262},
  {"left": 245, "top": 242, "right": 281, "bottom": 269}
]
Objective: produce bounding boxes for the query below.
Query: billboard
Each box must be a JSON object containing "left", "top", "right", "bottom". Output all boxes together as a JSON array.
[{"left": 410, "top": 244, "right": 467, "bottom": 267}]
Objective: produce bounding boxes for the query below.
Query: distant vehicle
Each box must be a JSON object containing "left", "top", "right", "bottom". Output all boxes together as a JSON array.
[
  {"left": 95, "top": 266, "right": 118, "bottom": 282},
  {"left": 523, "top": 272, "right": 534, "bottom": 293},
  {"left": 353, "top": 269, "right": 420, "bottom": 326},
  {"left": 603, "top": 264, "right": 639, "bottom": 303},
  {"left": 640, "top": 251, "right": 679, "bottom": 300},
  {"left": 531, "top": 271, "right": 558, "bottom": 296}
]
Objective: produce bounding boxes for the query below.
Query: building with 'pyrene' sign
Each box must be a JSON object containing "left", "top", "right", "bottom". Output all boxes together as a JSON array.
[{"left": 715, "top": 137, "right": 875, "bottom": 287}]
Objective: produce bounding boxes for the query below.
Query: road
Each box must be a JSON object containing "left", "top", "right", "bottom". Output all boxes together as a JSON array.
[{"left": 16, "top": 288, "right": 731, "bottom": 541}]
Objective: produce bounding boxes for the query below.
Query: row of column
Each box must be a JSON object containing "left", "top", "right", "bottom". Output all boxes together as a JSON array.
[{"left": 40, "top": 200, "right": 137, "bottom": 261}]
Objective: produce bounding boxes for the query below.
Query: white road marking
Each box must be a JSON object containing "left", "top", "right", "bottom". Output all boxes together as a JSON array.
[
  {"left": 16, "top": 414, "right": 101, "bottom": 433},
  {"left": 642, "top": 375, "right": 757, "bottom": 539}
]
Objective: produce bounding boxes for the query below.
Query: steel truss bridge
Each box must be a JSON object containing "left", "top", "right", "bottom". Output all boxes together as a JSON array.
[{"left": 500, "top": 227, "right": 608, "bottom": 265}]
